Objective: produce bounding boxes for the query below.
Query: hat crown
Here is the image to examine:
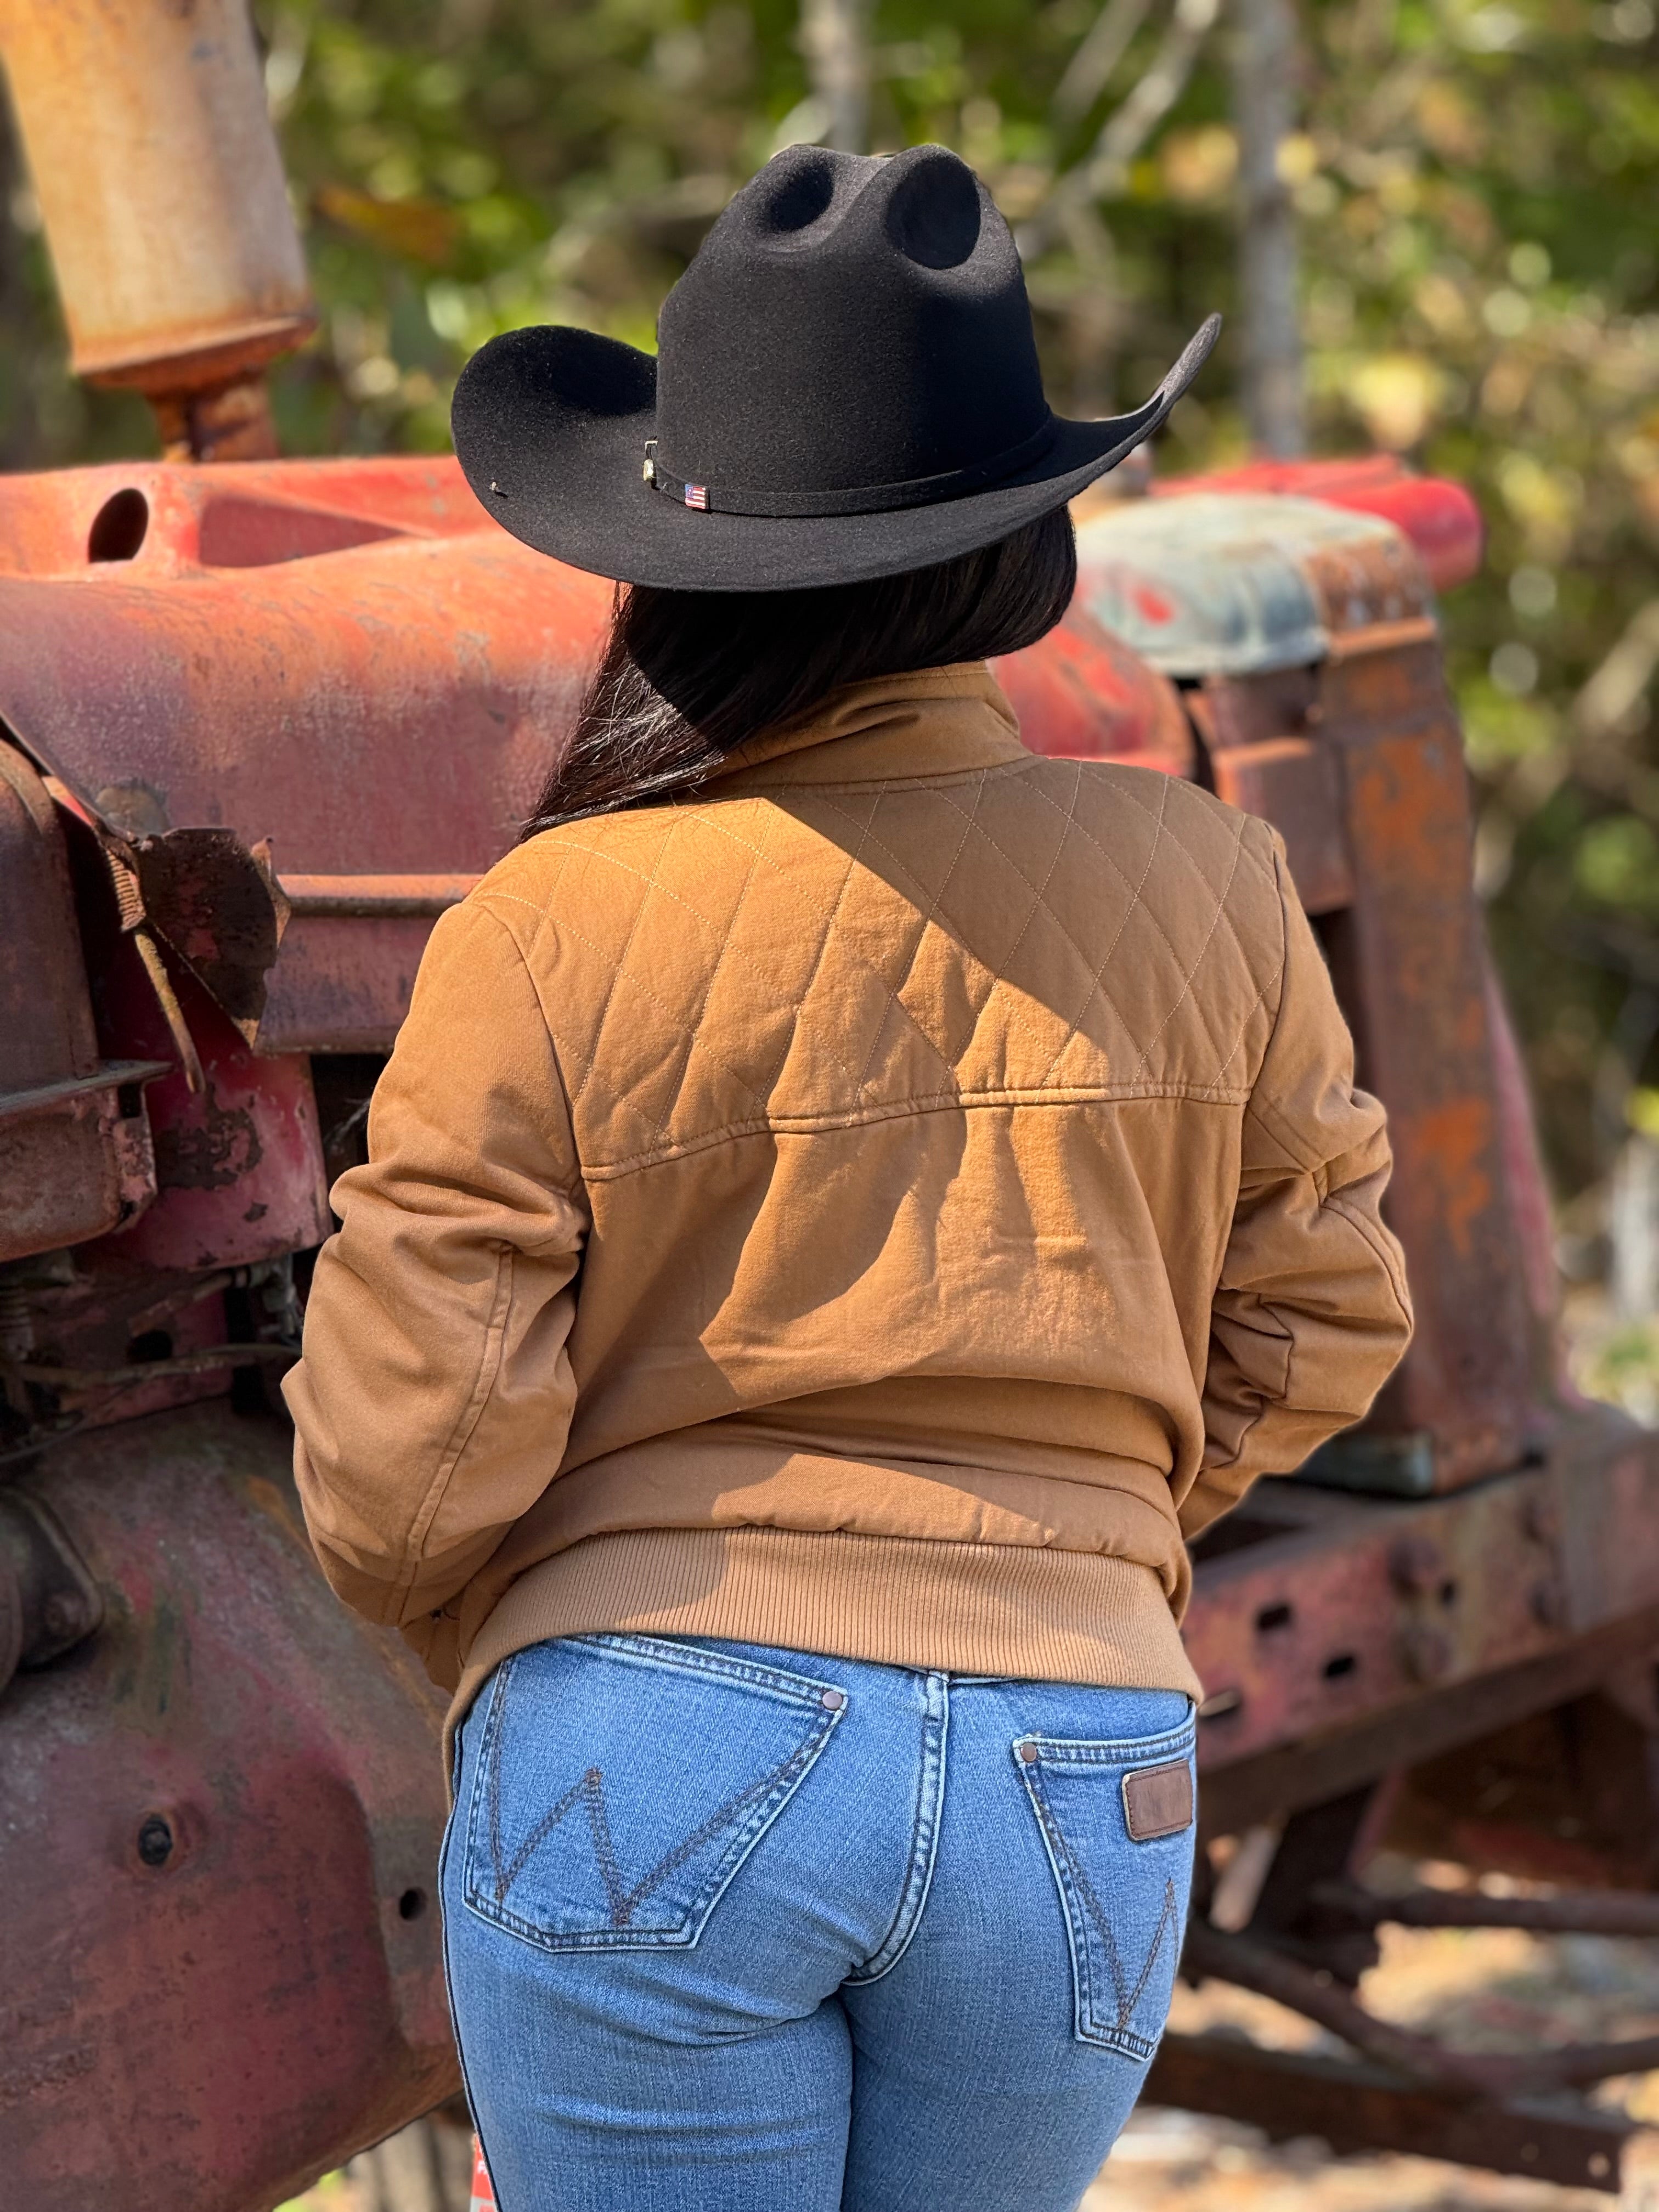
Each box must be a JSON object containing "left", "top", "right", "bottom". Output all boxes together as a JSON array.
[{"left": 653, "top": 144, "right": 1049, "bottom": 505}]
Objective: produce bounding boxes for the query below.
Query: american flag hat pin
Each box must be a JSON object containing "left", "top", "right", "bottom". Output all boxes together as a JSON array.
[{"left": 684, "top": 483, "right": 708, "bottom": 510}]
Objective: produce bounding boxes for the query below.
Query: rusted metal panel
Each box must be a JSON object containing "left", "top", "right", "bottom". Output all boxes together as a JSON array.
[
  {"left": 0, "top": 742, "right": 99, "bottom": 1090},
  {"left": 1183, "top": 1408, "right": 1659, "bottom": 1785},
  {"left": 0, "top": 741, "right": 165, "bottom": 1258},
  {"left": 1156, "top": 454, "right": 1485, "bottom": 592},
  {"left": 93, "top": 943, "right": 332, "bottom": 1274},
  {"left": 1144, "top": 2035, "right": 1633, "bottom": 2191},
  {"left": 0, "top": 1070, "right": 161, "bottom": 1265},
  {"left": 0, "top": 1399, "right": 458, "bottom": 2210},
  {"left": 994, "top": 603, "right": 1195, "bottom": 777},
  {"left": 0, "top": 459, "right": 610, "bottom": 1053},
  {"left": 1317, "top": 639, "right": 1536, "bottom": 1488},
  {"left": 1209, "top": 738, "right": 1353, "bottom": 915},
  {"left": 1074, "top": 495, "right": 1431, "bottom": 678}
]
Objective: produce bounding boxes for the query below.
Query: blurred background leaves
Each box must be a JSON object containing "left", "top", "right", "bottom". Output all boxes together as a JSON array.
[{"left": 1, "top": 0, "right": 1657, "bottom": 1300}]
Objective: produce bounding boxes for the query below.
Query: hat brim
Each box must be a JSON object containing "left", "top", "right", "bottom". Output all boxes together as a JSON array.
[{"left": 452, "top": 312, "right": 1220, "bottom": 592}]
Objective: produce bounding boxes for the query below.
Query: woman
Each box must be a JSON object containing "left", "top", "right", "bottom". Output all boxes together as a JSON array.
[{"left": 286, "top": 143, "right": 1411, "bottom": 2212}]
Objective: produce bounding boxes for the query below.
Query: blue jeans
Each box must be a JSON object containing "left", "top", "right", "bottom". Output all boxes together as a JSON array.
[{"left": 442, "top": 1633, "right": 1195, "bottom": 2212}]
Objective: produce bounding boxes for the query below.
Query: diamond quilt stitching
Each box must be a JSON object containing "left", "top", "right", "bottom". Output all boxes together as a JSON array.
[
  {"left": 654, "top": 795, "right": 967, "bottom": 1099},
  {"left": 1032, "top": 768, "right": 1171, "bottom": 1089},
  {"left": 1124, "top": 809, "right": 1249, "bottom": 1087},
  {"left": 920, "top": 771, "right": 1183, "bottom": 1080},
  {"left": 1063, "top": 765, "right": 1279, "bottom": 985},
  {"left": 1019, "top": 770, "right": 1256, "bottom": 1089},
  {"left": 505, "top": 754, "right": 1282, "bottom": 1175}
]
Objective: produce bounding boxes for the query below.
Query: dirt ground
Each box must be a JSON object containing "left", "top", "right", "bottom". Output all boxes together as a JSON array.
[{"left": 282, "top": 1867, "right": 1659, "bottom": 2212}]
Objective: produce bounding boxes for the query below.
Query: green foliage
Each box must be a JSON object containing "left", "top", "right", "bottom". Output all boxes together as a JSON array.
[{"left": 1, "top": 0, "right": 1656, "bottom": 1197}]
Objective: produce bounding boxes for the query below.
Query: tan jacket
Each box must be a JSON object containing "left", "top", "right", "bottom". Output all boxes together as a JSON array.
[{"left": 286, "top": 663, "right": 1412, "bottom": 1728}]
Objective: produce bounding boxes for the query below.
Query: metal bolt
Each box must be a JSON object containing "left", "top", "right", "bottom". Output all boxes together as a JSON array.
[
  {"left": 820, "top": 1688, "right": 845, "bottom": 1711},
  {"left": 1388, "top": 1534, "right": 1445, "bottom": 1595},
  {"left": 41, "top": 1593, "right": 80, "bottom": 1640},
  {"left": 1017, "top": 1741, "right": 1040, "bottom": 1764},
  {"left": 137, "top": 1814, "right": 175, "bottom": 1869}
]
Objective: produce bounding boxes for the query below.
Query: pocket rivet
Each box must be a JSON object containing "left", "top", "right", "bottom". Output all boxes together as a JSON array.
[
  {"left": 1017, "top": 1741, "right": 1040, "bottom": 1764},
  {"left": 821, "top": 1688, "right": 846, "bottom": 1711}
]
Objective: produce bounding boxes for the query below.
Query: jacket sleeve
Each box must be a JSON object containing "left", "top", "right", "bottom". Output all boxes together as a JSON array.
[
  {"left": 1181, "top": 843, "right": 1414, "bottom": 1541},
  {"left": 282, "top": 895, "right": 588, "bottom": 1643}
]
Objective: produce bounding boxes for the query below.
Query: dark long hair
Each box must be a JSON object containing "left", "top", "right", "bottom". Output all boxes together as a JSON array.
[{"left": 521, "top": 506, "right": 1076, "bottom": 836}]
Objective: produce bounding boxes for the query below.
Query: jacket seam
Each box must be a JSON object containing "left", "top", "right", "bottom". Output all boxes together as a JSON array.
[
  {"left": 577, "top": 1084, "right": 1248, "bottom": 1180},
  {"left": 391, "top": 1242, "right": 517, "bottom": 1615},
  {"left": 1241, "top": 845, "right": 1317, "bottom": 1171},
  {"left": 707, "top": 754, "right": 1037, "bottom": 799},
  {"left": 1198, "top": 1291, "right": 1297, "bottom": 1477},
  {"left": 469, "top": 895, "right": 595, "bottom": 1211},
  {"left": 1325, "top": 1190, "right": 1414, "bottom": 1327}
]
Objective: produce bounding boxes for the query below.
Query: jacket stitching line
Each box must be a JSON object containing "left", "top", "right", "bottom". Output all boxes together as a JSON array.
[
  {"left": 925, "top": 770, "right": 1180, "bottom": 1080},
  {"left": 1126, "top": 810, "right": 1248, "bottom": 1086},
  {"left": 1023, "top": 766, "right": 1236, "bottom": 1074},
  {"left": 686, "top": 793, "right": 954, "bottom": 1092},
  {"left": 752, "top": 787, "right": 888, "bottom": 1105},
  {"left": 661, "top": 799, "right": 967, "bottom": 1096},
  {"left": 844, "top": 772, "right": 1105, "bottom": 1082},
  {"left": 814, "top": 777, "right": 1112, "bottom": 1086},
  {"left": 1034, "top": 770, "right": 1171, "bottom": 1087},
  {"left": 1203, "top": 960, "right": 1286, "bottom": 1097},
  {"left": 467, "top": 900, "right": 590, "bottom": 1206},
  {"left": 544, "top": 810, "right": 928, "bottom": 1116},
  {"left": 565, "top": 814, "right": 682, "bottom": 1109},
  {"left": 391, "top": 1242, "right": 516, "bottom": 1613},
  {"left": 634, "top": 816, "right": 777, "bottom": 1148},
  {"left": 528, "top": 904, "right": 786, "bottom": 1139},
  {"left": 576, "top": 1083, "right": 1248, "bottom": 1176},
  {"left": 1324, "top": 1193, "right": 1414, "bottom": 1326},
  {"left": 481, "top": 836, "right": 580, "bottom": 960},
  {"left": 1077, "top": 769, "right": 1280, "bottom": 979},
  {"left": 845, "top": 775, "right": 986, "bottom": 1097}
]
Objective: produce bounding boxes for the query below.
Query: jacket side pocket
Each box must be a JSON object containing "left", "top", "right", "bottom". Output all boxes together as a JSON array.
[
  {"left": 1015, "top": 1717, "right": 1196, "bottom": 2056},
  {"left": 462, "top": 1633, "right": 844, "bottom": 1955}
]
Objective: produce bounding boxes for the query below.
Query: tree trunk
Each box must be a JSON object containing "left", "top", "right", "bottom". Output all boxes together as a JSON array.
[
  {"left": 1229, "top": 0, "right": 1305, "bottom": 456},
  {"left": 799, "top": 0, "right": 872, "bottom": 154}
]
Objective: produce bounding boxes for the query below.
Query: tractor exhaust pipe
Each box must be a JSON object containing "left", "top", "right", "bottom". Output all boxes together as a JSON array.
[{"left": 0, "top": 0, "right": 314, "bottom": 461}]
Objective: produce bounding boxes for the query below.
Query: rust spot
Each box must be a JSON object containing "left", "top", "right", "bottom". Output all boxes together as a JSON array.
[
  {"left": 153, "top": 1095, "right": 263, "bottom": 1191},
  {"left": 1400, "top": 1096, "right": 1494, "bottom": 1261}
]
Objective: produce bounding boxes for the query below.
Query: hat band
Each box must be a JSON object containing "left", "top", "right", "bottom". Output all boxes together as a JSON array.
[{"left": 646, "top": 414, "right": 1058, "bottom": 518}]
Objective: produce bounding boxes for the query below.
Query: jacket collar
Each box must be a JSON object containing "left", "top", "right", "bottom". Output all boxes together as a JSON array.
[{"left": 701, "top": 662, "right": 1028, "bottom": 794}]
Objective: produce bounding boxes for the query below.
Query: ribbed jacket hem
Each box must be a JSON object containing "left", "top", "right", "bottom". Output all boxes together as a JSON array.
[{"left": 446, "top": 1527, "right": 1201, "bottom": 1759}]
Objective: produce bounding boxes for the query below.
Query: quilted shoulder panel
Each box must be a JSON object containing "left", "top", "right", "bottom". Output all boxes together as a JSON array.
[{"left": 476, "top": 758, "right": 1286, "bottom": 1178}]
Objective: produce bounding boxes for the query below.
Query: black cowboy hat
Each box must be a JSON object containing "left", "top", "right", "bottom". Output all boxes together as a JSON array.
[{"left": 452, "top": 143, "right": 1220, "bottom": 592}]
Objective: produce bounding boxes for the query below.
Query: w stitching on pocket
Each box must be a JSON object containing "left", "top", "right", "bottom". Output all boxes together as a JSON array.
[
  {"left": 463, "top": 1642, "right": 844, "bottom": 1954},
  {"left": 1017, "top": 1727, "right": 1194, "bottom": 2057},
  {"left": 484, "top": 1719, "right": 828, "bottom": 1929}
]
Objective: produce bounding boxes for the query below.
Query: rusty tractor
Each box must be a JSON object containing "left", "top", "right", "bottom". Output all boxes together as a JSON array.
[{"left": 3, "top": 3, "right": 1658, "bottom": 2206}]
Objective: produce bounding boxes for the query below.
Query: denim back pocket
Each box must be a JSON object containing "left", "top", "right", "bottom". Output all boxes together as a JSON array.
[
  {"left": 1015, "top": 1716, "right": 1196, "bottom": 2057},
  {"left": 462, "top": 1634, "right": 845, "bottom": 1954}
]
